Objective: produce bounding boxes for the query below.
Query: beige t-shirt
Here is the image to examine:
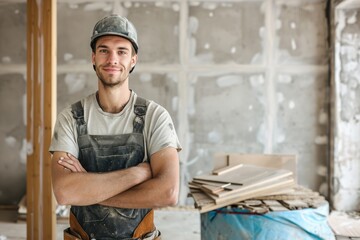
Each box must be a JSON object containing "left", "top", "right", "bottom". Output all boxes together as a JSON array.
[{"left": 49, "top": 91, "right": 182, "bottom": 161}]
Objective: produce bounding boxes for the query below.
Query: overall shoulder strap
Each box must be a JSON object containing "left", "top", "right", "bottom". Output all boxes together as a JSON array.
[
  {"left": 133, "top": 96, "right": 148, "bottom": 133},
  {"left": 71, "top": 101, "right": 88, "bottom": 136}
]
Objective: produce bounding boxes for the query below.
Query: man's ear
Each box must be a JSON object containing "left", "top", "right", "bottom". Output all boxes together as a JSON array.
[
  {"left": 131, "top": 54, "right": 138, "bottom": 68},
  {"left": 129, "top": 54, "right": 138, "bottom": 74}
]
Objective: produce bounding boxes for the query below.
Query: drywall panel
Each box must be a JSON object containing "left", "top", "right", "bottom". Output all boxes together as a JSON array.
[
  {"left": 0, "top": 1, "right": 27, "bottom": 205},
  {"left": 276, "top": 1, "right": 329, "bottom": 64},
  {"left": 127, "top": 2, "right": 180, "bottom": 64},
  {"left": 0, "top": 3, "right": 26, "bottom": 65},
  {"left": 188, "top": 2, "right": 265, "bottom": 64},
  {"left": 0, "top": 74, "right": 26, "bottom": 204},
  {"left": 274, "top": 72, "right": 329, "bottom": 193},
  {"left": 187, "top": 73, "right": 266, "bottom": 178}
]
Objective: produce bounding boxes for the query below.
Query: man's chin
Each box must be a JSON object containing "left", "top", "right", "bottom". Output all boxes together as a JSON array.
[{"left": 99, "top": 79, "right": 126, "bottom": 88}]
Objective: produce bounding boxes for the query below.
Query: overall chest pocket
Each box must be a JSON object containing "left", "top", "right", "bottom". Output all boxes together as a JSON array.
[
  {"left": 95, "top": 144, "right": 144, "bottom": 172},
  {"left": 78, "top": 134, "right": 145, "bottom": 172}
]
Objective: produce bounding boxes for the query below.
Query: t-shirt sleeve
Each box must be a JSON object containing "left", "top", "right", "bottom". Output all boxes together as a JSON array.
[
  {"left": 146, "top": 104, "right": 182, "bottom": 156},
  {"left": 49, "top": 108, "right": 79, "bottom": 157}
]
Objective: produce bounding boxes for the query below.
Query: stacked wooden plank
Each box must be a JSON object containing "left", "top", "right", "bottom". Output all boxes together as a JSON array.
[
  {"left": 189, "top": 163, "right": 296, "bottom": 213},
  {"left": 189, "top": 153, "right": 328, "bottom": 213}
]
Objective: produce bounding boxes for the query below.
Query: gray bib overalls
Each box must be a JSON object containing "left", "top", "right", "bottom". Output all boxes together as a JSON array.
[{"left": 70, "top": 96, "right": 151, "bottom": 240}]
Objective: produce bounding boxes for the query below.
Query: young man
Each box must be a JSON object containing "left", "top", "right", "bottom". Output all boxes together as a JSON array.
[{"left": 50, "top": 14, "right": 182, "bottom": 240}]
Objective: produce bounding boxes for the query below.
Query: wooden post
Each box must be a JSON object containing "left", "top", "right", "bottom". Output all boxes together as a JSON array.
[{"left": 26, "top": 0, "right": 57, "bottom": 239}]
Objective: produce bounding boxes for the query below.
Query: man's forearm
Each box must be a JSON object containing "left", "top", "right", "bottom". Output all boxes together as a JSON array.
[
  {"left": 52, "top": 152, "right": 152, "bottom": 206},
  {"left": 100, "top": 175, "right": 179, "bottom": 209},
  {"left": 53, "top": 167, "right": 147, "bottom": 206}
]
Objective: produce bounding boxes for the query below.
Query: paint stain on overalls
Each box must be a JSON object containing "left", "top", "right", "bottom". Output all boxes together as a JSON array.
[{"left": 70, "top": 97, "right": 151, "bottom": 239}]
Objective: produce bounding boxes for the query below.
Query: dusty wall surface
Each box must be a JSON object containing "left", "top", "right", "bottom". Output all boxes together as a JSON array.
[
  {"left": 0, "top": 2, "right": 27, "bottom": 205},
  {"left": 0, "top": 0, "right": 330, "bottom": 206},
  {"left": 332, "top": 3, "right": 360, "bottom": 211}
]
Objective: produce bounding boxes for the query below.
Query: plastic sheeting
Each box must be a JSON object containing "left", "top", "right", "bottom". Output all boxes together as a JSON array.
[{"left": 201, "top": 203, "right": 335, "bottom": 240}]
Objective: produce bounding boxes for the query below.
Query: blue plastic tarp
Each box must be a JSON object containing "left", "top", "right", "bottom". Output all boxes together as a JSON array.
[{"left": 201, "top": 203, "right": 335, "bottom": 240}]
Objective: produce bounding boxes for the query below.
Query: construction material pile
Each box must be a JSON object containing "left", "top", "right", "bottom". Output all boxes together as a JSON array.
[{"left": 188, "top": 153, "right": 326, "bottom": 213}]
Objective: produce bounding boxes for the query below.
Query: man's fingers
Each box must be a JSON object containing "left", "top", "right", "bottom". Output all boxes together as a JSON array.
[
  {"left": 70, "top": 154, "right": 86, "bottom": 172},
  {"left": 58, "top": 159, "right": 77, "bottom": 172},
  {"left": 58, "top": 155, "right": 86, "bottom": 173},
  {"left": 65, "top": 153, "right": 82, "bottom": 172},
  {"left": 67, "top": 152, "right": 76, "bottom": 159}
]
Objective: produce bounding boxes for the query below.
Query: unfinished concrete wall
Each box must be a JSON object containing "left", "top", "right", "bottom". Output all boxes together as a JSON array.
[
  {"left": 0, "top": 2, "right": 27, "bottom": 205},
  {"left": 332, "top": 0, "right": 360, "bottom": 211},
  {"left": 0, "top": 0, "right": 330, "bottom": 207},
  {"left": 184, "top": 0, "right": 329, "bottom": 204}
]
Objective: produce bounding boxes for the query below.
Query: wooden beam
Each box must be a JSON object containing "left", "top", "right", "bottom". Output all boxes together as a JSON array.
[{"left": 26, "top": 0, "right": 57, "bottom": 239}]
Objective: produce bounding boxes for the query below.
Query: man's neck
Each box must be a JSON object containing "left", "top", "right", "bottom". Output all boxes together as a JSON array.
[{"left": 96, "top": 88, "right": 131, "bottom": 113}]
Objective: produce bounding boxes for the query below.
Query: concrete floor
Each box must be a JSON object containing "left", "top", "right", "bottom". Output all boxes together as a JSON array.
[{"left": 0, "top": 208, "right": 201, "bottom": 240}]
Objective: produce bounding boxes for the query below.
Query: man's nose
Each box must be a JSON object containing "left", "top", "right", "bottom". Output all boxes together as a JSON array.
[{"left": 107, "top": 51, "right": 118, "bottom": 65}]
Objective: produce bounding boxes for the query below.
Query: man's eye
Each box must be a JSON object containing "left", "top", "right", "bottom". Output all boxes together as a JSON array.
[
  {"left": 119, "top": 51, "right": 127, "bottom": 55},
  {"left": 99, "top": 49, "right": 108, "bottom": 53}
]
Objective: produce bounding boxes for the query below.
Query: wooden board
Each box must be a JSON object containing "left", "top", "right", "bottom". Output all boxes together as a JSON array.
[
  {"left": 192, "top": 179, "right": 241, "bottom": 189},
  {"left": 214, "top": 174, "right": 293, "bottom": 198},
  {"left": 189, "top": 190, "right": 214, "bottom": 208},
  {"left": 193, "top": 164, "right": 293, "bottom": 186},
  {"left": 191, "top": 175, "right": 293, "bottom": 199},
  {"left": 212, "top": 164, "right": 243, "bottom": 175},
  {"left": 196, "top": 179, "right": 295, "bottom": 213},
  {"left": 191, "top": 180, "right": 235, "bottom": 188},
  {"left": 213, "top": 177, "right": 294, "bottom": 204},
  {"left": 213, "top": 153, "right": 297, "bottom": 182}
]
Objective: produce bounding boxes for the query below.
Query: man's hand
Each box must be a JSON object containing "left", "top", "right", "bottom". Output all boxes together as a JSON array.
[
  {"left": 135, "top": 162, "right": 153, "bottom": 180},
  {"left": 57, "top": 153, "right": 87, "bottom": 173}
]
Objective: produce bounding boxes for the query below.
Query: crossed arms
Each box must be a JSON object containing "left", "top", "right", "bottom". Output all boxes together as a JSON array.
[{"left": 51, "top": 147, "right": 179, "bottom": 209}]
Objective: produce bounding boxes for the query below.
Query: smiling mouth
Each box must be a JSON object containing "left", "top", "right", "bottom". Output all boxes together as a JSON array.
[{"left": 103, "top": 68, "right": 121, "bottom": 73}]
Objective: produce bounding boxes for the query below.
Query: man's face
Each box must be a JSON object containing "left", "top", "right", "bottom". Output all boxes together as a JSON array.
[{"left": 92, "top": 35, "right": 137, "bottom": 88}]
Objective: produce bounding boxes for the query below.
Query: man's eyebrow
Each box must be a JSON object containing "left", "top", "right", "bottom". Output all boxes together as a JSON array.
[
  {"left": 117, "top": 46, "right": 130, "bottom": 51},
  {"left": 97, "top": 44, "right": 109, "bottom": 49},
  {"left": 97, "top": 45, "right": 129, "bottom": 51}
]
